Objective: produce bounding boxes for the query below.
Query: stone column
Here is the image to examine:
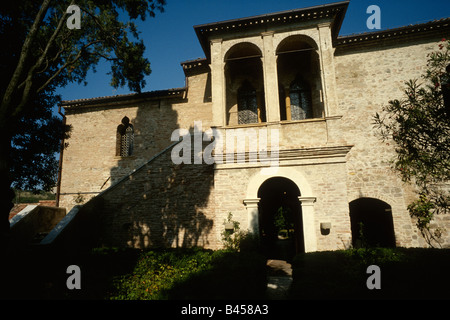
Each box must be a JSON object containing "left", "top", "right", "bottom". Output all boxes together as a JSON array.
[
  {"left": 317, "top": 22, "right": 339, "bottom": 117},
  {"left": 261, "top": 31, "right": 280, "bottom": 123},
  {"left": 210, "top": 38, "right": 226, "bottom": 126},
  {"left": 243, "top": 198, "right": 260, "bottom": 234},
  {"left": 298, "top": 196, "right": 317, "bottom": 252}
]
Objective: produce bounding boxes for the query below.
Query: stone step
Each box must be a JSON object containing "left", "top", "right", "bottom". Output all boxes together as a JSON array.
[{"left": 31, "top": 232, "right": 49, "bottom": 244}]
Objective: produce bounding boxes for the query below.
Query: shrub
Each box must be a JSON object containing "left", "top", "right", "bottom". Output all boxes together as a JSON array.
[
  {"left": 108, "top": 248, "right": 267, "bottom": 300},
  {"left": 109, "top": 248, "right": 215, "bottom": 300},
  {"left": 343, "top": 247, "right": 405, "bottom": 266}
]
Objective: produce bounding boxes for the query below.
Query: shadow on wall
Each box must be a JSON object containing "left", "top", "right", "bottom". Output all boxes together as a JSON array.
[{"left": 102, "top": 101, "right": 215, "bottom": 249}]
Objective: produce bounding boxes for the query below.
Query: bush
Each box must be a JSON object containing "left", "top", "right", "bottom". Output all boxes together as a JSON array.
[
  {"left": 167, "top": 250, "right": 267, "bottom": 300},
  {"left": 108, "top": 248, "right": 267, "bottom": 300},
  {"left": 343, "top": 247, "right": 405, "bottom": 266}
]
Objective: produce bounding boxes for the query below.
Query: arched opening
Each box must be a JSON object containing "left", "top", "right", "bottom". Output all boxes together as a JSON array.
[
  {"left": 258, "top": 177, "right": 304, "bottom": 261},
  {"left": 276, "top": 35, "right": 324, "bottom": 120},
  {"left": 349, "top": 198, "right": 396, "bottom": 248},
  {"left": 116, "top": 116, "right": 134, "bottom": 157},
  {"left": 224, "top": 42, "right": 266, "bottom": 125}
]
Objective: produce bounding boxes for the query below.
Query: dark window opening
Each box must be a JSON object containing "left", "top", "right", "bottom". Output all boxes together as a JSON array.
[
  {"left": 289, "top": 76, "right": 312, "bottom": 120},
  {"left": 237, "top": 80, "right": 259, "bottom": 124},
  {"left": 116, "top": 116, "right": 134, "bottom": 157},
  {"left": 349, "top": 198, "right": 396, "bottom": 248}
]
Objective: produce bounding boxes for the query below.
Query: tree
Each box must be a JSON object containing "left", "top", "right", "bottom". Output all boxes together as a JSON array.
[
  {"left": 274, "top": 206, "right": 293, "bottom": 238},
  {"left": 373, "top": 39, "right": 450, "bottom": 247},
  {"left": 0, "top": 0, "right": 166, "bottom": 238}
]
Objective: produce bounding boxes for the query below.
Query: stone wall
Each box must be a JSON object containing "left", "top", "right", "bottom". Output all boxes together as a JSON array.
[
  {"left": 59, "top": 68, "right": 212, "bottom": 211},
  {"left": 333, "top": 35, "right": 450, "bottom": 247},
  {"left": 58, "top": 20, "right": 450, "bottom": 250},
  {"left": 213, "top": 152, "right": 352, "bottom": 252},
  {"left": 94, "top": 142, "right": 218, "bottom": 249}
]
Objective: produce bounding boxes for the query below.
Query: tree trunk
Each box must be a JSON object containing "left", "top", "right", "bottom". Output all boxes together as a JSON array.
[{"left": 0, "top": 129, "right": 14, "bottom": 242}]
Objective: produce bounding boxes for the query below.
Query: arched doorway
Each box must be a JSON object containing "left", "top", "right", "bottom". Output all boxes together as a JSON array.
[
  {"left": 349, "top": 198, "right": 396, "bottom": 248},
  {"left": 258, "top": 177, "right": 304, "bottom": 261}
]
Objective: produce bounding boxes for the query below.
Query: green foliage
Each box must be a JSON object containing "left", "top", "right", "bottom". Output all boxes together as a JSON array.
[
  {"left": 108, "top": 248, "right": 267, "bottom": 300},
  {"left": 12, "top": 189, "right": 55, "bottom": 203},
  {"left": 343, "top": 247, "right": 405, "bottom": 266},
  {"left": 274, "top": 206, "right": 294, "bottom": 238},
  {"left": 221, "top": 212, "right": 245, "bottom": 251},
  {"left": 220, "top": 212, "right": 261, "bottom": 252},
  {"left": 0, "top": 0, "right": 166, "bottom": 229},
  {"left": 408, "top": 194, "right": 445, "bottom": 247},
  {"left": 110, "top": 248, "right": 215, "bottom": 300},
  {"left": 373, "top": 39, "right": 450, "bottom": 246}
]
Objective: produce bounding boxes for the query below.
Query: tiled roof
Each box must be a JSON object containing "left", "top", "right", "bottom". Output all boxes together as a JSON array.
[
  {"left": 336, "top": 17, "right": 450, "bottom": 47},
  {"left": 61, "top": 87, "right": 186, "bottom": 108}
]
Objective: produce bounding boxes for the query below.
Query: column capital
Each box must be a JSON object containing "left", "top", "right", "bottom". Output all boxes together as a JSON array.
[
  {"left": 243, "top": 198, "right": 260, "bottom": 207},
  {"left": 261, "top": 31, "right": 275, "bottom": 37},
  {"left": 210, "top": 37, "right": 223, "bottom": 44},
  {"left": 317, "top": 21, "right": 332, "bottom": 29},
  {"left": 298, "top": 196, "right": 317, "bottom": 205}
]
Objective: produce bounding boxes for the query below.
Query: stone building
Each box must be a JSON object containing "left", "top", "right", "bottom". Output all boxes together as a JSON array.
[{"left": 58, "top": 1, "right": 450, "bottom": 256}]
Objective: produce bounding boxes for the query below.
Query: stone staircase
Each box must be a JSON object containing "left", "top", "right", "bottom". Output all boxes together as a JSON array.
[
  {"left": 33, "top": 141, "right": 183, "bottom": 249},
  {"left": 8, "top": 204, "right": 66, "bottom": 247}
]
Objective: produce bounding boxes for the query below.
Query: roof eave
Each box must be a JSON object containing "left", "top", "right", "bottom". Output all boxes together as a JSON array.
[
  {"left": 335, "top": 17, "right": 450, "bottom": 48},
  {"left": 61, "top": 87, "right": 187, "bottom": 109},
  {"left": 193, "top": 1, "right": 350, "bottom": 61}
]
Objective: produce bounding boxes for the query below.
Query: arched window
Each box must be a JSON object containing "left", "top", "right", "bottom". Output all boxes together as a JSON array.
[
  {"left": 116, "top": 116, "right": 134, "bottom": 157},
  {"left": 276, "top": 35, "right": 324, "bottom": 120},
  {"left": 289, "top": 77, "right": 312, "bottom": 120},
  {"left": 237, "top": 80, "right": 259, "bottom": 124},
  {"left": 224, "top": 42, "right": 265, "bottom": 125}
]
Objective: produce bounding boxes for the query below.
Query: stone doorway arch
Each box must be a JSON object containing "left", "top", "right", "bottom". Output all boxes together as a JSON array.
[
  {"left": 258, "top": 177, "right": 303, "bottom": 261},
  {"left": 244, "top": 167, "right": 317, "bottom": 253}
]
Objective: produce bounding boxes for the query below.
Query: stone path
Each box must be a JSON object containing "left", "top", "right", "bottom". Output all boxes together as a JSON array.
[{"left": 266, "top": 259, "right": 293, "bottom": 300}]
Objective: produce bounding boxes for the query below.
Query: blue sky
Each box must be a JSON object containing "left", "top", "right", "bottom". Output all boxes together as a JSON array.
[{"left": 56, "top": 0, "right": 450, "bottom": 102}]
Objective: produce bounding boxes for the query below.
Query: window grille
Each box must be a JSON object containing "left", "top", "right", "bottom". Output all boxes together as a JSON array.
[
  {"left": 116, "top": 116, "right": 134, "bottom": 157},
  {"left": 289, "top": 79, "right": 312, "bottom": 120},
  {"left": 237, "top": 81, "right": 258, "bottom": 124}
]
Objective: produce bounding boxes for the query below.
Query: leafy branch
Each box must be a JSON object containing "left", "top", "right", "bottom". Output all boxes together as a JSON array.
[{"left": 373, "top": 39, "right": 450, "bottom": 247}]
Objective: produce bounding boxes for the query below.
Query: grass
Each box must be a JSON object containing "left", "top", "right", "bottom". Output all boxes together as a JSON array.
[{"left": 12, "top": 189, "right": 56, "bottom": 204}]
